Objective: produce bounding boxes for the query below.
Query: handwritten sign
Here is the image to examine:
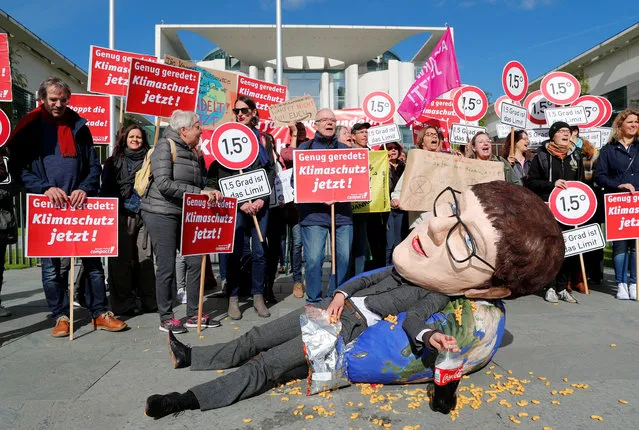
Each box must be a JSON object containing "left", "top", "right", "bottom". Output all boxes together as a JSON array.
[
  {"left": 398, "top": 150, "right": 504, "bottom": 211},
  {"left": 269, "top": 95, "right": 317, "bottom": 127}
]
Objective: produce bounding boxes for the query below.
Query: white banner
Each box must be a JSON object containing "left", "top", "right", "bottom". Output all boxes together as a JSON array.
[
  {"left": 580, "top": 130, "right": 602, "bottom": 149},
  {"left": 544, "top": 106, "right": 587, "bottom": 127},
  {"left": 527, "top": 128, "right": 549, "bottom": 149},
  {"left": 500, "top": 102, "right": 527, "bottom": 128},
  {"left": 368, "top": 124, "right": 402, "bottom": 147},
  {"left": 563, "top": 224, "right": 606, "bottom": 257},
  {"left": 449, "top": 123, "right": 486, "bottom": 145},
  {"left": 274, "top": 169, "right": 294, "bottom": 204},
  {"left": 219, "top": 169, "right": 271, "bottom": 203}
]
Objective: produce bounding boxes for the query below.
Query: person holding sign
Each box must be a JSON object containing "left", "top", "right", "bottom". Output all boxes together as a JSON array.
[
  {"left": 144, "top": 181, "right": 565, "bottom": 418},
  {"left": 500, "top": 129, "right": 530, "bottom": 183},
  {"left": 384, "top": 142, "right": 407, "bottom": 264},
  {"left": 465, "top": 132, "right": 522, "bottom": 186},
  {"left": 351, "top": 122, "right": 372, "bottom": 275},
  {"left": 141, "top": 110, "right": 222, "bottom": 333},
  {"left": 0, "top": 147, "right": 17, "bottom": 317},
  {"left": 207, "top": 96, "right": 275, "bottom": 319},
  {"left": 100, "top": 125, "right": 156, "bottom": 315},
  {"left": 6, "top": 76, "right": 127, "bottom": 336},
  {"left": 526, "top": 121, "right": 584, "bottom": 304},
  {"left": 594, "top": 108, "right": 639, "bottom": 300}
]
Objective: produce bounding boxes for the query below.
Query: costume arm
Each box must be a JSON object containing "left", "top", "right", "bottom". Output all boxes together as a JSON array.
[
  {"left": 402, "top": 291, "right": 450, "bottom": 354},
  {"left": 335, "top": 267, "right": 394, "bottom": 298}
]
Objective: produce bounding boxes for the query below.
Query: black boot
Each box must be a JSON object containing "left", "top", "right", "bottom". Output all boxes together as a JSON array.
[
  {"left": 145, "top": 391, "right": 199, "bottom": 419},
  {"left": 167, "top": 330, "right": 191, "bottom": 369}
]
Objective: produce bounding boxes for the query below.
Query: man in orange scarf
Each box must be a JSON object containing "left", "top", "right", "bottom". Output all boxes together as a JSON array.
[{"left": 6, "top": 76, "right": 127, "bottom": 337}]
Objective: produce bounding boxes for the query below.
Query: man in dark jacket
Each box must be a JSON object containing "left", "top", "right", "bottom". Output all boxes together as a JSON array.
[
  {"left": 6, "top": 76, "right": 126, "bottom": 336},
  {"left": 296, "top": 109, "right": 353, "bottom": 303}
]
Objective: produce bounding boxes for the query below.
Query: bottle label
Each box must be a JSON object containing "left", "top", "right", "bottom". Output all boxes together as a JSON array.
[{"left": 434, "top": 366, "right": 463, "bottom": 386}]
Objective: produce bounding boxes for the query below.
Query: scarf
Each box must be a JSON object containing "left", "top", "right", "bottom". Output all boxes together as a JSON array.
[
  {"left": 547, "top": 141, "right": 570, "bottom": 160},
  {"left": 8, "top": 104, "right": 78, "bottom": 157},
  {"left": 115, "top": 147, "right": 148, "bottom": 198}
]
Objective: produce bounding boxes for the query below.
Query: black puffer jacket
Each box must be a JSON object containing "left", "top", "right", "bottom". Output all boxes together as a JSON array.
[
  {"left": 525, "top": 141, "right": 584, "bottom": 201},
  {"left": 140, "top": 127, "right": 205, "bottom": 216}
]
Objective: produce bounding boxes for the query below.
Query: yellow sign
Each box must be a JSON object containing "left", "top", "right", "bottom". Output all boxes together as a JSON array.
[{"left": 352, "top": 151, "right": 390, "bottom": 214}]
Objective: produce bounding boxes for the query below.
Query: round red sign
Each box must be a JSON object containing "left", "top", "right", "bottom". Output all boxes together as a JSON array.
[
  {"left": 548, "top": 181, "right": 597, "bottom": 226},
  {"left": 502, "top": 61, "right": 528, "bottom": 102},
  {"left": 210, "top": 122, "right": 259, "bottom": 170},
  {"left": 541, "top": 71, "right": 581, "bottom": 106},
  {"left": 524, "top": 90, "right": 554, "bottom": 126},
  {"left": 596, "top": 96, "right": 613, "bottom": 127},
  {"left": 494, "top": 95, "right": 521, "bottom": 118},
  {"left": 362, "top": 92, "right": 396, "bottom": 124},
  {"left": 452, "top": 86, "right": 488, "bottom": 122},
  {"left": 571, "top": 95, "right": 606, "bottom": 129},
  {"left": 0, "top": 109, "right": 10, "bottom": 147}
]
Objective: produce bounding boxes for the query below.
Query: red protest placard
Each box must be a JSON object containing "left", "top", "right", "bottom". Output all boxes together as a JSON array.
[
  {"left": 237, "top": 76, "right": 286, "bottom": 120},
  {"left": 604, "top": 193, "right": 639, "bottom": 241},
  {"left": 0, "top": 33, "right": 12, "bottom": 102},
  {"left": 126, "top": 59, "right": 200, "bottom": 117},
  {"left": 88, "top": 46, "right": 156, "bottom": 97},
  {"left": 67, "top": 94, "right": 111, "bottom": 144},
  {"left": 293, "top": 149, "right": 370, "bottom": 203},
  {"left": 181, "top": 194, "right": 238, "bottom": 256},
  {"left": 25, "top": 195, "right": 118, "bottom": 257}
]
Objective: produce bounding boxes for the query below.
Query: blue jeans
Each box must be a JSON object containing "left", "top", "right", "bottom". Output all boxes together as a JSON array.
[
  {"left": 301, "top": 224, "right": 353, "bottom": 303},
  {"left": 613, "top": 240, "right": 636, "bottom": 284},
  {"left": 290, "top": 223, "right": 303, "bottom": 283},
  {"left": 352, "top": 215, "right": 368, "bottom": 276},
  {"left": 41, "top": 257, "right": 107, "bottom": 319},
  {"left": 228, "top": 207, "right": 269, "bottom": 297},
  {"left": 218, "top": 236, "right": 250, "bottom": 281},
  {"left": 386, "top": 210, "right": 406, "bottom": 265}
]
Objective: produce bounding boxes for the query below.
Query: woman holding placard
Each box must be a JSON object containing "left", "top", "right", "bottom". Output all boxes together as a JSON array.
[
  {"left": 100, "top": 125, "right": 156, "bottom": 316},
  {"left": 501, "top": 129, "right": 530, "bottom": 183},
  {"left": 594, "top": 108, "right": 639, "bottom": 300},
  {"left": 466, "top": 132, "right": 522, "bottom": 186},
  {"left": 207, "top": 96, "right": 275, "bottom": 319}
]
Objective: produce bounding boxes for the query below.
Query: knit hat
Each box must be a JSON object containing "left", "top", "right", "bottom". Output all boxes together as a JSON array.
[{"left": 549, "top": 121, "right": 570, "bottom": 140}]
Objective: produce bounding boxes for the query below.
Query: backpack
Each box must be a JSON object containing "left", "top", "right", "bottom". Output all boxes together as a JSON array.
[{"left": 134, "top": 138, "right": 177, "bottom": 196}]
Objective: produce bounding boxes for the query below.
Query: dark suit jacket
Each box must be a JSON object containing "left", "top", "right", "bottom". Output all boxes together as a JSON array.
[{"left": 336, "top": 267, "right": 451, "bottom": 354}]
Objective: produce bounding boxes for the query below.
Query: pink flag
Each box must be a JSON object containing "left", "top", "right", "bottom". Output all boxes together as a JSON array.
[{"left": 398, "top": 27, "right": 460, "bottom": 125}]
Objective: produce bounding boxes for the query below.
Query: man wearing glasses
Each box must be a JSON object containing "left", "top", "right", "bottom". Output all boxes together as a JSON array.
[{"left": 295, "top": 109, "right": 354, "bottom": 303}]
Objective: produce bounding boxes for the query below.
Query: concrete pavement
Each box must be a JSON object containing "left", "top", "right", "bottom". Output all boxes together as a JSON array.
[{"left": 0, "top": 265, "right": 637, "bottom": 429}]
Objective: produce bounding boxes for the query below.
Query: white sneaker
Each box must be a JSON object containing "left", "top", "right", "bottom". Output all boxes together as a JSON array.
[
  {"left": 558, "top": 290, "right": 578, "bottom": 304},
  {"left": 545, "top": 288, "right": 559, "bottom": 303},
  {"left": 616, "top": 283, "right": 630, "bottom": 300},
  {"left": 176, "top": 288, "right": 187, "bottom": 304},
  {"left": 629, "top": 284, "right": 637, "bottom": 300},
  {"left": 0, "top": 305, "right": 11, "bottom": 317}
]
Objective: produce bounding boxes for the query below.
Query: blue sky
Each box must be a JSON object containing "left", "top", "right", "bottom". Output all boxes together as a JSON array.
[{"left": 3, "top": 0, "right": 638, "bottom": 101}]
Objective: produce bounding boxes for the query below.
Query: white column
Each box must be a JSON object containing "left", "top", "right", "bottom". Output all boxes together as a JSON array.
[
  {"left": 319, "top": 72, "right": 330, "bottom": 109},
  {"left": 388, "top": 59, "right": 400, "bottom": 105},
  {"left": 398, "top": 62, "right": 415, "bottom": 100},
  {"left": 249, "top": 66, "right": 259, "bottom": 79},
  {"left": 264, "top": 66, "right": 274, "bottom": 83},
  {"left": 329, "top": 75, "right": 335, "bottom": 110},
  {"left": 345, "top": 64, "right": 359, "bottom": 108}
]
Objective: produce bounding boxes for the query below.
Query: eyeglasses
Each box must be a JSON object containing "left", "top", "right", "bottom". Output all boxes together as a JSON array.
[
  {"left": 423, "top": 132, "right": 438, "bottom": 137},
  {"left": 316, "top": 118, "right": 337, "bottom": 124},
  {"left": 232, "top": 108, "right": 251, "bottom": 115},
  {"left": 432, "top": 187, "right": 495, "bottom": 272}
]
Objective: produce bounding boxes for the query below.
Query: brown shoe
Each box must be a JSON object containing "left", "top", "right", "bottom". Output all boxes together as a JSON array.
[
  {"left": 93, "top": 311, "right": 127, "bottom": 332},
  {"left": 52, "top": 316, "right": 70, "bottom": 337},
  {"left": 293, "top": 282, "right": 304, "bottom": 298}
]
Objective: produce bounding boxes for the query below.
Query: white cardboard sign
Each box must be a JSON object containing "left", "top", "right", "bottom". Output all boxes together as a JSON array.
[
  {"left": 274, "top": 169, "right": 295, "bottom": 204},
  {"left": 563, "top": 223, "right": 606, "bottom": 257},
  {"left": 449, "top": 123, "right": 486, "bottom": 145},
  {"left": 580, "top": 130, "right": 602, "bottom": 149},
  {"left": 527, "top": 128, "right": 550, "bottom": 149},
  {"left": 544, "top": 106, "right": 587, "bottom": 127},
  {"left": 368, "top": 124, "right": 402, "bottom": 148},
  {"left": 218, "top": 169, "right": 271, "bottom": 203},
  {"left": 500, "top": 103, "right": 527, "bottom": 128}
]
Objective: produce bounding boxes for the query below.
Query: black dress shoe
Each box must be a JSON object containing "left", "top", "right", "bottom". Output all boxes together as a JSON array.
[
  {"left": 145, "top": 392, "right": 183, "bottom": 418},
  {"left": 167, "top": 330, "right": 191, "bottom": 369}
]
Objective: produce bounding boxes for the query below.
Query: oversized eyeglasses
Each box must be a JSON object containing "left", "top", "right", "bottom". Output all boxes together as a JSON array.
[{"left": 432, "top": 187, "right": 496, "bottom": 272}]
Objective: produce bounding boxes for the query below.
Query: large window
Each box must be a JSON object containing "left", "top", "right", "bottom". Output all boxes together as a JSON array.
[
  {"left": 601, "top": 86, "right": 627, "bottom": 127},
  {"left": 10, "top": 85, "right": 36, "bottom": 126},
  {"left": 283, "top": 70, "right": 346, "bottom": 109}
]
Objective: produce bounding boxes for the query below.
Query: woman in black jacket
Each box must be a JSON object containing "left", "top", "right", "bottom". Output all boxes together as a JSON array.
[
  {"left": 100, "top": 125, "right": 156, "bottom": 316},
  {"left": 526, "top": 121, "right": 584, "bottom": 304}
]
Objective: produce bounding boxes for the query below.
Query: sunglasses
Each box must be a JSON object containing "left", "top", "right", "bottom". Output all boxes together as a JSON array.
[{"left": 232, "top": 108, "right": 251, "bottom": 115}]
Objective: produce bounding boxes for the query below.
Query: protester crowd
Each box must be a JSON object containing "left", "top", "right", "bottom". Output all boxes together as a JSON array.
[{"left": 0, "top": 75, "right": 637, "bottom": 336}]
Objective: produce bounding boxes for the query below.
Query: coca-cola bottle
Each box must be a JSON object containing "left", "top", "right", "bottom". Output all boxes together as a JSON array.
[{"left": 431, "top": 348, "right": 463, "bottom": 414}]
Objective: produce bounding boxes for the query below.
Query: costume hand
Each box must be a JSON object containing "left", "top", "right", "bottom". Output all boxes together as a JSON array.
[
  {"left": 554, "top": 179, "right": 568, "bottom": 190},
  {"left": 240, "top": 202, "right": 252, "bottom": 215},
  {"left": 428, "top": 333, "right": 460, "bottom": 352},
  {"left": 618, "top": 183, "right": 636, "bottom": 193},
  {"left": 44, "top": 187, "right": 68, "bottom": 206},
  {"left": 391, "top": 198, "right": 400, "bottom": 209},
  {"left": 201, "top": 189, "right": 222, "bottom": 203},
  {"left": 251, "top": 199, "right": 264, "bottom": 214},
  {"left": 326, "top": 293, "right": 345, "bottom": 323}
]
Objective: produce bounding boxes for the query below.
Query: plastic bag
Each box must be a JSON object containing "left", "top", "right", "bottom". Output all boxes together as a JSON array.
[{"left": 300, "top": 305, "right": 350, "bottom": 395}]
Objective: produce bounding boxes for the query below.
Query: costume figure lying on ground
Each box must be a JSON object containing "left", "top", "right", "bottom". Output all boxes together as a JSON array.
[{"left": 145, "top": 181, "right": 564, "bottom": 419}]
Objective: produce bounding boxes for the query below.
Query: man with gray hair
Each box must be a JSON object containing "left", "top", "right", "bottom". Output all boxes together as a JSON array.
[
  {"left": 141, "top": 109, "right": 222, "bottom": 333},
  {"left": 6, "top": 76, "right": 127, "bottom": 336}
]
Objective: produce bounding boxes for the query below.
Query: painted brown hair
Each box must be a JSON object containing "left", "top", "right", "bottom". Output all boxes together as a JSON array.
[{"left": 470, "top": 181, "right": 564, "bottom": 298}]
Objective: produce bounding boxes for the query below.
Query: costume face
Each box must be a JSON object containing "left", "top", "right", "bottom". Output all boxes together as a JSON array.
[
  {"left": 422, "top": 128, "right": 439, "bottom": 152},
  {"left": 44, "top": 86, "right": 69, "bottom": 118},
  {"left": 234, "top": 101, "right": 257, "bottom": 127},
  {"left": 315, "top": 109, "right": 336, "bottom": 138},
  {"left": 180, "top": 121, "right": 202, "bottom": 148},
  {"left": 353, "top": 128, "right": 368, "bottom": 148},
  {"left": 393, "top": 187, "right": 503, "bottom": 298},
  {"left": 473, "top": 134, "right": 492, "bottom": 160},
  {"left": 126, "top": 128, "right": 144, "bottom": 151},
  {"left": 621, "top": 114, "right": 639, "bottom": 139}
]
